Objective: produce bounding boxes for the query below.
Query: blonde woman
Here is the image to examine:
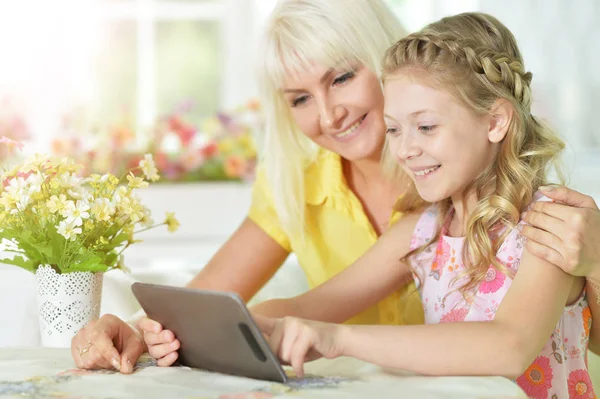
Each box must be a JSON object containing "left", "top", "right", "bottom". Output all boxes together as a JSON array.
[{"left": 71, "top": 0, "right": 600, "bottom": 375}]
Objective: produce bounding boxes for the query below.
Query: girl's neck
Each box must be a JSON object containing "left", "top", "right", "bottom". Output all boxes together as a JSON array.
[{"left": 447, "top": 192, "right": 478, "bottom": 237}]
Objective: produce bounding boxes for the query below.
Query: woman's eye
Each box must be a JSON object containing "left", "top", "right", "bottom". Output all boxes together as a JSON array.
[
  {"left": 386, "top": 127, "right": 399, "bottom": 135},
  {"left": 419, "top": 125, "right": 437, "bottom": 133},
  {"left": 291, "top": 95, "right": 310, "bottom": 107},
  {"left": 333, "top": 71, "right": 355, "bottom": 86}
]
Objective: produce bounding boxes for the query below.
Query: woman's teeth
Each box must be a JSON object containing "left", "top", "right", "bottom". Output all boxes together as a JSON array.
[
  {"left": 336, "top": 117, "right": 363, "bottom": 138},
  {"left": 414, "top": 166, "right": 440, "bottom": 177}
]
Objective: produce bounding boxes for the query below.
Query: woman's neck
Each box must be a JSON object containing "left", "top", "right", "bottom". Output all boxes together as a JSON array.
[{"left": 344, "top": 156, "right": 387, "bottom": 187}]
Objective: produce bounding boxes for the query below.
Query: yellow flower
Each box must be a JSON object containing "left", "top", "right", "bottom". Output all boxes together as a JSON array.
[
  {"left": 46, "top": 194, "right": 68, "bottom": 214},
  {"left": 117, "top": 196, "right": 145, "bottom": 223},
  {"left": 84, "top": 220, "right": 94, "bottom": 231},
  {"left": 96, "top": 236, "right": 109, "bottom": 246},
  {"left": 91, "top": 197, "right": 115, "bottom": 222},
  {"left": 108, "top": 175, "right": 120, "bottom": 187},
  {"left": 89, "top": 174, "right": 103, "bottom": 183},
  {"left": 140, "top": 208, "right": 154, "bottom": 228},
  {"left": 164, "top": 212, "right": 180, "bottom": 232},
  {"left": 127, "top": 172, "right": 149, "bottom": 189},
  {"left": 117, "top": 254, "right": 130, "bottom": 273},
  {"left": 139, "top": 154, "right": 160, "bottom": 182},
  {"left": 0, "top": 192, "right": 16, "bottom": 211}
]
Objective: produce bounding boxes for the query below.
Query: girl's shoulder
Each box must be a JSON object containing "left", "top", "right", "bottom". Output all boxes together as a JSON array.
[{"left": 409, "top": 204, "right": 440, "bottom": 250}]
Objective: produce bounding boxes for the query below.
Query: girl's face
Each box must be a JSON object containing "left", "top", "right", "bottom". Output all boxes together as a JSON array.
[
  {"left": 383, "top": 72, "right": 501, "bottom": 204},
  {"left": 281, "top": 63, "right": 386, "bottom": 162}
]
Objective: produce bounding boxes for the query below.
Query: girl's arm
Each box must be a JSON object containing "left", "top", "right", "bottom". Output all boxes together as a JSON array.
[
  {"left": 260, "top": 246, "right": 579, "bottom": 379},
  {"left": 338, "top": 248, "right": 576, "bottom": 378},
  {"left": 520, "top": 187, "right": 600, "bottom": 352},
  {"left": 585, "top": 280, "right": 600, "bottom": 354},
  {"left": 250, "top": 211, "right": 423, "bottom": 323}
]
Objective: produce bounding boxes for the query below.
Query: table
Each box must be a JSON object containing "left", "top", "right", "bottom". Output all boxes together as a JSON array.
[{"left": 0, "top": 348, "right": 526, "bottom": 399}]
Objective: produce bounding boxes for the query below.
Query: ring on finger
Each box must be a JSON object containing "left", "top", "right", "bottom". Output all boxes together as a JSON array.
[{"left": 79, "top": 340, "right": 94, "bottom": 357}]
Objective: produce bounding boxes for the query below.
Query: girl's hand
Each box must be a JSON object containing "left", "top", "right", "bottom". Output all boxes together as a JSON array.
[
  {"left": 137, "top": 317, "right": 180, "bottom": 367},
  {"left": 254, "top": 315, "right": 347, "bottom": 377},
  {"left": 521, "top": 186, "right": 600, "bottom": 281}
]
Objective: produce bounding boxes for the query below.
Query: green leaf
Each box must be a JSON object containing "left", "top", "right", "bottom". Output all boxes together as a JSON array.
[
  {"left": 109, "top": 233, "right": 129, "bottom": 249},
  {"left": 65, "top": 255, "right": 106, "bottom": 273},
  {"left": 48, "top": 226, "right": 66, "bottom": 265},
  {"left": 37, "top": 244, "right": 53, "bottom": 260},
  {"left": 0, "top": 256, "right": 35, "bottom": 273},
  {"left": 13, "top": 236, "right": 43, "bottom": 263},
  {"left": 104, "top": 252, "right": 118, "bottom": 268}
]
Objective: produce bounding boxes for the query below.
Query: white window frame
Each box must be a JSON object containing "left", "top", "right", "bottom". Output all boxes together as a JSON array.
[{"left": 96, "top": 0, "right": 254, "bottom": 132}]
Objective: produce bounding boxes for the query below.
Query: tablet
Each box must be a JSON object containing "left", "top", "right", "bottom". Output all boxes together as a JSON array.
[{"left": 131, "top": 282, "right": 288, "bottom": 383}]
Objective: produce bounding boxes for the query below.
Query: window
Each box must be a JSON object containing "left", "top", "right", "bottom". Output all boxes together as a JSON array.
[{"left": 0, "top": 0, "right": 256, "bottom": 151}]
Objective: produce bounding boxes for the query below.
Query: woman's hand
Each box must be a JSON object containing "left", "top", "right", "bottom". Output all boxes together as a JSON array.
[
  {"left": 71, "top": 314, "right": 146, "bottom": 374},
  {"left": 254, "top": 315, "right": 347, "bottom": 377},
  {"left": 522, "top": 186, "right": 600, "bottom": 280},
  {"left": 138, "top": 316, "right": 181, "bottom": 366}
]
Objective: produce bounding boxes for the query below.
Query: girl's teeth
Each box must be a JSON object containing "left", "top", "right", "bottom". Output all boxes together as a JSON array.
[
  {"left": 414, "top": 166, "right": 439, "bottom": 176},
  {"left": 336, "top": 119, "right": 362, "bottom": 138}
]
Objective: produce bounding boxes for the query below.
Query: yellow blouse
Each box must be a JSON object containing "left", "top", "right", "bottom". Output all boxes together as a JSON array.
[{"left": 248, "top": 149, "right": 424, "bottom": 326}]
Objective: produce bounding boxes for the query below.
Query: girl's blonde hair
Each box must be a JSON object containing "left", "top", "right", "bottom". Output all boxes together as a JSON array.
[
  {"left": 255, "top": 0, "right": 406, "bottom": 241},
  {"left": 381, "top": 12, "right": 565, "bottom": 296}
]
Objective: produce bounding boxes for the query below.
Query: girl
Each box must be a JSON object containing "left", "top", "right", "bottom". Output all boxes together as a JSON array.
[{"left": 256, "top": 12, "right": 594, "bottom": 399}]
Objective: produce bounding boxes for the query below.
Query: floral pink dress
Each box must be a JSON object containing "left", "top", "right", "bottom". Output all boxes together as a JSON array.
[{"left": 409, "top": 198, "right": 594, "bottom": 399}]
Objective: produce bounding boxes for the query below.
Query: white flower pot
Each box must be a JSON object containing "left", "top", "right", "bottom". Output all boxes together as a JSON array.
[{"left": 35, "top": 265, "right": 103, "bottom": 347}]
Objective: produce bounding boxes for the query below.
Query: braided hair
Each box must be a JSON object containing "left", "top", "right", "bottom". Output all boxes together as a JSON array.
[{"left": 382, "top": 12, "right": 565, "bottom": 298}]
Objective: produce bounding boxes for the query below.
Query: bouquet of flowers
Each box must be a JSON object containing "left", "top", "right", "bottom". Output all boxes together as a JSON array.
[{"left": 0, "top": 146, "right": 179, "bottom": 274}]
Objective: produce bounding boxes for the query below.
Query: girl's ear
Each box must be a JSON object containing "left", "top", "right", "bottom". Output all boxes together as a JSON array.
[{"left": 488, "top": 99, "right": 514, "bottom": 143}]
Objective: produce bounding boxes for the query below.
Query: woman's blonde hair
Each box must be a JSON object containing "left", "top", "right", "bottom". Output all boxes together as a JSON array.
[
  {"left": 381, "top": 12, "right": 565, "bottom": 297},
  {"left": 255, "top": 0, "right": 406, "bottom": 241}
]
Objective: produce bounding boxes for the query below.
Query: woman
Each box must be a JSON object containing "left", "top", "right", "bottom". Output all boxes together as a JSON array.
[{"left": 71, "top": 0, "right": 600, "bottom": 374}]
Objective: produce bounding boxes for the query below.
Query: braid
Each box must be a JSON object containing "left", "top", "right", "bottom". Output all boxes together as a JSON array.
[{"left": 384, "top": 32, "right": 533, "bottom": 110}]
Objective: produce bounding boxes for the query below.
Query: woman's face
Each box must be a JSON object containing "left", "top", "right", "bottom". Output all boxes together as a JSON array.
[{"left": 281, "top": 63, "right": 386, "bottom": 162}]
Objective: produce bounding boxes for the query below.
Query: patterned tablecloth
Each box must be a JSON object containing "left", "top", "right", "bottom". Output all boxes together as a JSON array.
[{"left": 0, "top": 348, "right": 526, "bottom": 399}]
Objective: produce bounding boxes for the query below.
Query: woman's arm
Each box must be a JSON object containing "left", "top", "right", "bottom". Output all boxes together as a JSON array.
[
  {"left": 251, "top": 211, "right": 423, "bottom": 323},
  {"left": 185, "top": 218, "right": 289, "bottom": 301}
]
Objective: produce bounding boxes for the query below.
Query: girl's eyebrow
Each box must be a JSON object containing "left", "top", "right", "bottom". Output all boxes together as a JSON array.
[
  {"left": 384, "top": 114, "right": 400, "bottom": 123},
  {"left": 410, "top": 109, "right": 435, "bottom": 117}
]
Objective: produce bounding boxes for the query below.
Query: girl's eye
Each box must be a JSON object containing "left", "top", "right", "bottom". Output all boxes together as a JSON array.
[
  {"left": 291, "top": 95, "right": 310, "bottom": 107},
  {"left": 419, "top": 125, "right": 437, "bottom": 133},
  {"left": 386, "top": 127, "right": 400, "bottom": 135},
  {"left": 333, "top": 71, "right": 355, "bottom": 86}
]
